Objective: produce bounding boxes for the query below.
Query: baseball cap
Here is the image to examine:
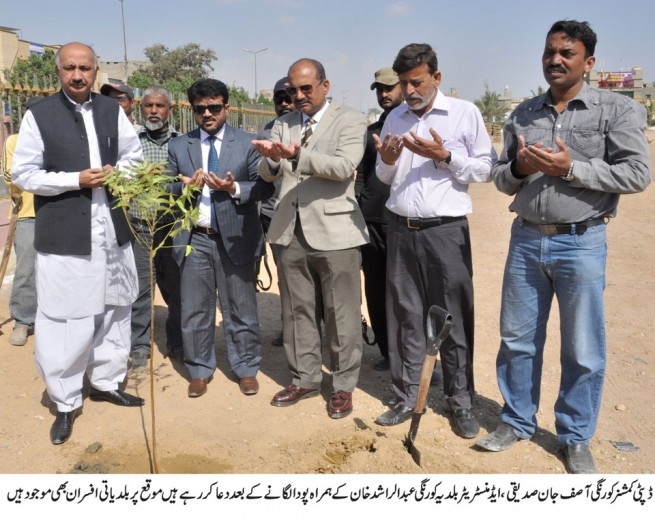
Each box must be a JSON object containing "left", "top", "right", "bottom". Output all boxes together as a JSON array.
[
  {"left": 370, "top": 67, "right": 399, "bottom": 90},
  {"left": 100, "top": 82, "right": 135, "bottom": 100},
  {"left": 273, "top": 77, "right": 289, "bottom": 95}
]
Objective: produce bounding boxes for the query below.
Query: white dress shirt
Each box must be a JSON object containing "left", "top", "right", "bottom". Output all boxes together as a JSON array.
[
  {"left": 196, "top": 126, "right": 241, "bottom": 228},
  {"left": 376, "top": 89, "right": 495, "bottom": 218},
  {"left": 197, "top": 127, "right": 225, "bottom": 227},
  {"left": 11, "top": 94, "right": 143, "bottom": 319}
]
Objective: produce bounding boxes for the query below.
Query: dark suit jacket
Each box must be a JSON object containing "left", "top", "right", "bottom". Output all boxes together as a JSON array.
[{"left": 166, "top": 125, "right": 274, "bottom": 266}]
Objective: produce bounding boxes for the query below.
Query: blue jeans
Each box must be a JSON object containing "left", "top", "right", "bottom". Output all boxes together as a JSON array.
[
  {"left": 10, "top": 218, "right": 36, "bottom": 328},
  {"left": 497, "top": 218, "right": 607, "bottom": 445}
]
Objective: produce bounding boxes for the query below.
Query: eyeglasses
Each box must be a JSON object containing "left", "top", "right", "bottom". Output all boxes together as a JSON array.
[
  {"left": 274, "top": 93, "right": 292, "bottom": 105},
  {"left": 285, "top": 81, "right": 322, "bottom": 97},
  {"left": 193, "top": 104, "right": 224, "bottom": 115}
]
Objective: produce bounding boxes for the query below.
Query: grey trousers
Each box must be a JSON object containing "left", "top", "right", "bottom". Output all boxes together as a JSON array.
[
  {"left": 10, "top": 218, "right": 36, "bottom": 328},
  {"left": 180, "top": 231, "right": 262, "bottom": 380},
  {"left": 274, "top": 222, "right": 363, "bottom": 393},
  {"left": 130, "top": 221, "right": 182, "bottom": 357},
  {"left": 386, "top": 217, "right": 475, "bottom": 410}
]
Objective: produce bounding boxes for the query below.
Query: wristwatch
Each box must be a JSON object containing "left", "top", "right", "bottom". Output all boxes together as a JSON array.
[
  {"left": 438, "top": 151, "right": 452, "bottom": 167},
  {"left": 561, "top": 161, "right": 575, "bottom": 181}
]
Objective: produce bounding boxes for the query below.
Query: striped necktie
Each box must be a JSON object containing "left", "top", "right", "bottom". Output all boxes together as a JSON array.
[{"left": 300, "top": 117, "right": 315, "bottom": 147}]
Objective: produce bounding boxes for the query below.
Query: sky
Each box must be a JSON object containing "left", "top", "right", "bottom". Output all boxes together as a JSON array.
[{"left": 2, "top": 0, "right": 654, "bottom": 112}]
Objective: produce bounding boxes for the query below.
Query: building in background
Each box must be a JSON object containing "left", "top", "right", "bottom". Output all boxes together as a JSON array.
[{"left": 587, "top": 66, "right": 655, "bottom": 102}]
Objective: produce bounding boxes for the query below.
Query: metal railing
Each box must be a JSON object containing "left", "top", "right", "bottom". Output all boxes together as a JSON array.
[{"left": 1, "top": 79, "right": 275, "bottom": 143}]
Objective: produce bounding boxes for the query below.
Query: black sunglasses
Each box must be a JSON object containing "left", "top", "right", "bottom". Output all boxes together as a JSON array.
[
  {"left": 193, "top": 104, "right": 224, "bottom": 115},
  {"left": 274, "top": 92, "right": 292, "bottom": 104},
  {"left": 285, "top": 81, "right": 322, "bottom": 97}
]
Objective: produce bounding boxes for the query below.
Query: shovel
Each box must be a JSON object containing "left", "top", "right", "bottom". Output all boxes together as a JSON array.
[
  {"left": 0, "top": 194, "right": 20, "bottom": 335},
  {"left": 0, "top": 194, "right": 21, "bottom": 286},
  {"left": 403, "top": 304, "right": 452, "bottom": 466}
]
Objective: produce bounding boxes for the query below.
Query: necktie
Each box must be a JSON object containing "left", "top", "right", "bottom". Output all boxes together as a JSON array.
[
  {"left": 207, "top": 135, "right": 219, "bottom": 174},
  {"left": 207, "top": 135, "right": 219, "bottom": 231},
  {"left": 300, "top": 117, "right": 315, "bottom": 147}
]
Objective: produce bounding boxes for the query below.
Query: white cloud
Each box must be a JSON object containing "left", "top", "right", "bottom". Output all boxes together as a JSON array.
[
  {"left": 279, "top": 15, "right": 296, "bottom": 26},
  {"left": 384, "top": 2, "right": 414, "bottom": 17}
]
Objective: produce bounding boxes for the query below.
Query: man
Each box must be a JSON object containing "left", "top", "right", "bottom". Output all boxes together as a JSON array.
[
  {"left": 252, "top": 58, "right": 369, "bottom": 420},
  {"left": 476, "top": 20, "right": 651, "bottom": 473},
  {"left": 373, "top": 44, "right": 494, "bottom": 438},
  {"left": 355, "top": 68, "right": 403, "bottom": 372},
  {"left": 12, "top": 42, "right": 145, "bottom": 446},
  {"left": 167, "top": 78, "right": 274, "bottom": 398},
  {"left": 129, "top": 86, "right": 182, "bottom": 369},
  {"left": 1, "top": 97, "right": 42, "bottom": 346},
  {"left": 100, "top": 82, "right": 136, "bottom": 125},
  {"left": 258, "top": 76, "right": 294, "bottom": 347}
]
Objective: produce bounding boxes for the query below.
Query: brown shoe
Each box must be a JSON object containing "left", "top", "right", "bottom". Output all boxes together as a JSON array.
[
  {"left": 271, "top": 384, "right": 319, "bottom": 407},
  {"left": 327, "top": 390, "right": 353, "bottom": 419},
  {"left": 239, "top": 376, "right": 259, "bottom": 395},
  {"left": 188, "top": 378, "right": 210, "bottom": 398}
]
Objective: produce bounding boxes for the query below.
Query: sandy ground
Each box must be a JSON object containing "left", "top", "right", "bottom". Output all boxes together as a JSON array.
[{"left": 0, "top": 143, "right": 653, "bottom": 477}]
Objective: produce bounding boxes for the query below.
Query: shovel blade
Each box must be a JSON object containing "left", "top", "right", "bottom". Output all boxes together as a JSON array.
[
  {"left": 403, "top": 412, "right": 424, "bottom": 466},
  {"left": 401, "top": 305, "right": 452, "bottom": 467}
]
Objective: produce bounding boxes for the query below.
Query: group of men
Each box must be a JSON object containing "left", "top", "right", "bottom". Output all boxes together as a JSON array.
[{"left": 7, "top": 19, "right": 650, "bottom": 475}]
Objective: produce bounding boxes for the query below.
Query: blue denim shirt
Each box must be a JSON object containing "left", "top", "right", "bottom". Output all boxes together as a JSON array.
[{"left": 492, "top": 83, "right": 650, "bottom": 223}]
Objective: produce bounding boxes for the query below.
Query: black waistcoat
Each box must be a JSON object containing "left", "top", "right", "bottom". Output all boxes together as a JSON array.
[{"left": 30, "top": 91, "right": 132, "bottom": 255}]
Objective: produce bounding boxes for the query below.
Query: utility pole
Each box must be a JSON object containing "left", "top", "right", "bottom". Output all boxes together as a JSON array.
[
  {"left": 242, "top": 47, "right": 268, "bottom": 102},
  {"left": 119, "top": 0, "right": 128, "bottom": 82}
]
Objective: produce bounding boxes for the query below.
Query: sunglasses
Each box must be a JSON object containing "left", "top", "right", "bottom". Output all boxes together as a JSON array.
[
  {"left": 193, "top": 104, "right": 224, "bottom": 115},
  {"left": 274, "top": 93, "right": 292, "bottom": 105},
  {"left": 284, "top": 81, "right": 322, "bottom": 97}
]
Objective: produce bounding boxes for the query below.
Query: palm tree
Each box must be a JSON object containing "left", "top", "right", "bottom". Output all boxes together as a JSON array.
[{"left": 474, "top": 83, "right": 510, "bottom": 124}]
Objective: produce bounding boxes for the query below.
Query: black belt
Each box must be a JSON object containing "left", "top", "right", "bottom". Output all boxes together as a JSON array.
[
  {"left": 519, "top": 218, "right": 605, "bottom": 236},
  {"left": 192, "top": 226, "right": 218, "bottom": 235},
  {"left": 392, "top": 212, "right": 464, "bottom": 230}
]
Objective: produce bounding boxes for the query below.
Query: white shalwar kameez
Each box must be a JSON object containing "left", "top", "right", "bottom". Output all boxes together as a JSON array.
[{"left": 12, "top": 98, "right": 143, "bottom": 412}]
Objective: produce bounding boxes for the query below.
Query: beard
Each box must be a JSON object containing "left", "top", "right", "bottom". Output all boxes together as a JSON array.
[
  {"left": 144, "top": 118, "right": 166, "bottom": 131},
  {"left": 405, "top": 86, "right": 437, "bottom": 113}
]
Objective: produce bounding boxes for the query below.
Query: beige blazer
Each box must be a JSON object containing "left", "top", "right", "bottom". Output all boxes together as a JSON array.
[{"left": 258, "top": 102, "right": 369, "bottom": 251}]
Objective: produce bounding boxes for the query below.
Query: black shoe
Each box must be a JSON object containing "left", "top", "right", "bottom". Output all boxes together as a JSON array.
[
  {"left": 130, "top": 350, "right": 149, "bottom": 370},
  {"left": 375, "top": 404, "right": 414, "bottom": 426},
  {"left": 50, "top": 411, "right": 76, "bottom": 445},
  {"left": 373, "top": 357, "right": 390, "bottom": 371},
  {"left": 476, "top": 422, "right": 522, "bottom": 451},
  {"left": 384, "top": 396, "right": 403, "bottom": 408},
  {"left": 89, "top": 387, "right": 145, "bottom": 407},
  {"left": 429, "top": 368, "right": 442, "bottom": 386},
  {"left": 449, "top": 408, "right": 480, "bottom": 439},
  {"left": 562, "top": 443, "right": 597, "bottom": 474},
  {"left": 271, "top": 333, "right": 284, "bottom": 347}
]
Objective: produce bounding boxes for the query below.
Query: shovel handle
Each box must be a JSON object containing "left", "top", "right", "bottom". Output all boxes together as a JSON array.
[
  {"left": 413, "top": 306, "right": 453, "bottom": 415},
  {"left": 426, "top": 305, "right": 452, "bottom": 356}
]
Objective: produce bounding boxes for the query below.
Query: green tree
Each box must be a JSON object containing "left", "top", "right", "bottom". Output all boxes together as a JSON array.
[
  {"left": 530, "top": 86, "right": 546, "bottom": 97},
  {"left": 104, "top": 160, "right": 199, "bottom": 473},
  {"left": 474, "top": 83, "right": 510, "bottom": 124},
  {"left": 228, "top": 84, "right": 254, "bottom": 105},
  {"left": 128, "top": 43, "right": 217, "bottom": 95},
  {"left": 3, "top": 49, "right": 58, "bottom": 88},
  {"left": 255, "top": 93, "right": 274, "bottom": 108}
]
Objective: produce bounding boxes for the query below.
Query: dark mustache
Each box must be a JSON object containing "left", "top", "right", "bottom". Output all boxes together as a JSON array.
[{"left": 547, "top": 66, "right": 566, "bottom": 74}]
